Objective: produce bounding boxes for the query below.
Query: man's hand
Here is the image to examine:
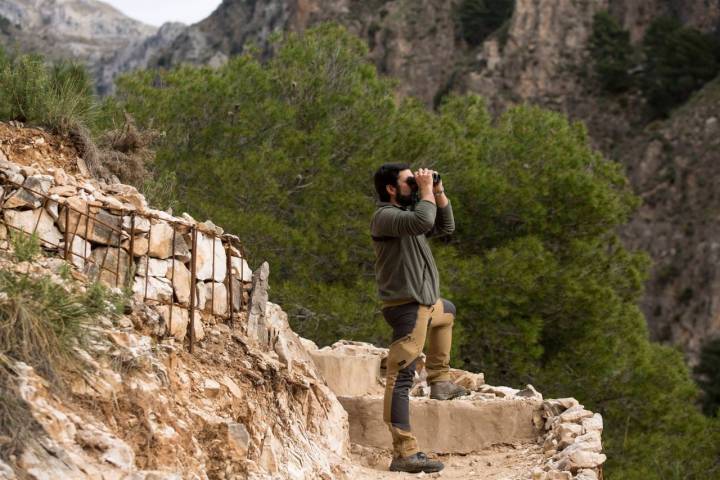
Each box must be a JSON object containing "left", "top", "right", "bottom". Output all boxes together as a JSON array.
[
  {"left": 431, "top": 170, "right": 448, "bottom": 207},
  {"left": 414, "top": 168, "right": 436, "bottom": 204}
]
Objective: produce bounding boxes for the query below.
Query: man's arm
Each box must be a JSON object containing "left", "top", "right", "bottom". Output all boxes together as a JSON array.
[
  {"left": 373, "top": 200, "right": 437, "bottom": 237},
  {"left": 427, "top": 180, "right": 455, "bottom": 238}
]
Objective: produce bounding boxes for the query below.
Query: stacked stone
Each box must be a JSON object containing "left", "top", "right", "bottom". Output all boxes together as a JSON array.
[
  {"left": 532, "top": 398, "right": 606, "bottom": 480},
  {"left": 0, "top": 160, "right": 253, "bottom": 342}
]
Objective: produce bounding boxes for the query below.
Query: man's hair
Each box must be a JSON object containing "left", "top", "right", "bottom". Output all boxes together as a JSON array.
[{"left": 374, "top": 163, "right": 410, "bottom": 202}]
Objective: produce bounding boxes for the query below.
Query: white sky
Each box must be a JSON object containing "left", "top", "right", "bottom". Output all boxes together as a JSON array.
[{"left": 101, "top": 0, "right": 223, "bottom": 26}]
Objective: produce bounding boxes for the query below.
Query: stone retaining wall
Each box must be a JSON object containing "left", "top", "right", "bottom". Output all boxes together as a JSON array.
[{"left": 0, "top": 160, "right": 252, "bottom": 348}]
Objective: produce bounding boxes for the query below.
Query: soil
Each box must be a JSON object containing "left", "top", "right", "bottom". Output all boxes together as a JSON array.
[
  {"left": 349, "top": 443, "right": 545, "bottom": 479},
  {"left": 0, "top": 122, "right": 80, "bottom": 173}
]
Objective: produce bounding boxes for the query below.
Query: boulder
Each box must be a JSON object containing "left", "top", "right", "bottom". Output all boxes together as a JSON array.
[
  {"left": 556, "top": 423, "right": 583, "bottom": 449},
  {"left": 575, "top": 469, "right": 599, "bottom": 480},
  {"left": 133, "top": 276, "right": 173, "bottom": 303},
  {"left": 230, "top": 255, "right": 252, "bottom": 282},
  {"left": 122, "top": 236, "right": 149, "bottom": 257},
  {"left": 581, "top": 413, "right": 603, "bottom": 433},
  {"left": 4, "top": 174, "right": 53, "bottom": 209},
  {"left": 137, "top": 258, "right": 170, "bottom": 277},
  {"left": 225, "top": 422, "right": 250, "bottom": 457},
  {"left": 84, "top": 247, "right": 130, "bottom": 287},
  {"left": 157, "top": 304, "right": 189, "bottom": 341},
  {"left": 4, "top": 208, "right": 62, "bottom": 247},
  {"left": 198, "top": 282, "right": 228, "bottom": 316},
  {"left": 148, "top": 222, "right": 190, "bottom": 260},
  {"left": 58, "top": 197, "right": 123, "bottom": 246},
  {"left": 166, "top": 262, "right": 192, "bottom": 305},
  {"left": 559, "top": 405, "right": 594, "bottom": 424},
  {"left": 67, "top": 235, "right": 91, "bottom": 269},
  {"left": 194, "top": 232, "right": 226, "bottom": 282},
  {"left": 310, "top": 343, "right": 386, "bottom": 397},
  {"left": 122, "top": 215, "right": 151, "bottom": 234}
]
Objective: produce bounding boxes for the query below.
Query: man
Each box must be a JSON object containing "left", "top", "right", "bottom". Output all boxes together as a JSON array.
[{"left": 370, "top": 163, "right": 469, "bottom": 474}]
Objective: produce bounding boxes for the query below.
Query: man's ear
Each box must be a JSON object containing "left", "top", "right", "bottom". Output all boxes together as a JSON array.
[{"left": 386, "top": 184, "right": 396, "bottom": 197}]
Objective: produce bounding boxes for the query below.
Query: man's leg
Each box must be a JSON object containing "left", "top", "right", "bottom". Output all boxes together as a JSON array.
[
  {"left": 382, "top": 303, "right": 431, "bottom": 457},
  {"left": 427, "top": 298, "right": 469, "bottom": 400},
  {"left": 425, "top": 298, "right": 455, "bottom": 384}
]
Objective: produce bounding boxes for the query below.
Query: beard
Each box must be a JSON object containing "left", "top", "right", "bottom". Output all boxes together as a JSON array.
[{"left": 396, "top": 191, "right": 417, "bottom": 207}]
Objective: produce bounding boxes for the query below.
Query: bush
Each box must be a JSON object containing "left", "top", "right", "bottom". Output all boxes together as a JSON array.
[
  {"left": 695, "top": 337, "right": 720, "bottom": 417},
  {"left": 10, "top": 231, "right": 41, "bottom": 263},
  {"left": 589, "top": 11, "right": 634, "bottom": 93},
  {"left": 641, "top": 17, "right": 720, "bottom": 117},
  {"left": 0, "top": 267, "right": 122, "bottom": 458},
  {"left": 0, "top": 50, "right": 96, "bottom": 134},
  {"left": 456, "top": 0, "right": 514, "bottom": 46}
]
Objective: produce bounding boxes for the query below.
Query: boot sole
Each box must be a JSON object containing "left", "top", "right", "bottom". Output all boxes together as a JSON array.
[
  {"left": 389, "top": 464, "right": 445, "bottom": 473},
  {"left": 430, "top": 390, "right": 470, "bottom": 401}
]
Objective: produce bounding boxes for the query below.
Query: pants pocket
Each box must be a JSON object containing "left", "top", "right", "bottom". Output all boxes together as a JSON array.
[{"left": 387, "top": 334, "right": 421, "bottom": 371}]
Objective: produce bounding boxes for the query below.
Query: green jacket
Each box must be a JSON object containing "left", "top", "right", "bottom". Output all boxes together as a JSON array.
[{"left": 370, "top": 199, "right": 455, "bottom": 306}]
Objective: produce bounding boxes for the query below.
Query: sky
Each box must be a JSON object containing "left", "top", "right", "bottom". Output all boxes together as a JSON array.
[{"left": 102, "top": 0, "right": 223, "bottom": 26}]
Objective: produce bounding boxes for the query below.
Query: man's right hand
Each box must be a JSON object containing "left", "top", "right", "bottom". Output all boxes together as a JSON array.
[{"left": 414, "top": 168, "right": 436, "bottom": 204}]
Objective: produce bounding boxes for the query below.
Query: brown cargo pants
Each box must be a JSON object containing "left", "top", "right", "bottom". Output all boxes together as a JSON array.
[{"left": 382, "top": 297, "right": 456, "bottom": 458}]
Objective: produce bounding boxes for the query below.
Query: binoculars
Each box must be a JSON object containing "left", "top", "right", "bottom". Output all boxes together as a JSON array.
[{"left": 406, "top": 172, "right": 441, "bottom": 190}]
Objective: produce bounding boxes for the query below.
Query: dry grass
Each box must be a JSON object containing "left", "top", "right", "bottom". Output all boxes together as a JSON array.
[{"left": 97, "top": 113, "right": 159, "bottom": 187}]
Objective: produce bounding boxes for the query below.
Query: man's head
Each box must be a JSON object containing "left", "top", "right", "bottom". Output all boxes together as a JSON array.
[{"left": 374, "top": 163, "right": 415, "bottom": 207}]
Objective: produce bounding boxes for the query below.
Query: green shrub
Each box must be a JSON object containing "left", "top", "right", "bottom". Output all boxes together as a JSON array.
[
  {"left": 641, "top": 17, "right": 720, "bottom": 117},
  {"left": 10, "top": 231, "right": 41, "bottom": 263},
  {"left": 589, "top": 11, "right": 634, "bottom": 93},
  {"left": 695, "top": 337, "right": 720, "bottom": 417},
  {"left": 456, "top": 0, "right": 514, "bottom": 46},
  {"left": 0, "top": 50, "right": 96, "bottom": 134}
]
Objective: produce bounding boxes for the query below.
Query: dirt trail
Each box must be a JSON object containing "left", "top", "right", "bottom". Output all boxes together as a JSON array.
[{"left": 350, "top": 443, "right": 544, "bottom": 479}]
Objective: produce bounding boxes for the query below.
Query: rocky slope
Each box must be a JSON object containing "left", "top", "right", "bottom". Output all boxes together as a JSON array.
[{"left": 0, "top": 122, "right": 606, "bottom": 479}]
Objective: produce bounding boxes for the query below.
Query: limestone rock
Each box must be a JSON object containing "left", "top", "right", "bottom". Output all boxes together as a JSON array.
[
  {"left": 479, "top": 384, "right": 520, "bottom": 398},
  {"left": 558, "top": 450, "right": 606, "bottom": 471},
  {"left": 311, "top": 342, "right": 386, "bottom": 396},
  {"left": 557, "top": 423, "right": 583, "bottom": 449},
  {"left": 226, "top": 422, "right": 250, "bottom": 456},
  {"left": 230, "top": 255, "right": 252, "bottom": 282},
  {"left": 85, "top": 247, "right": 130, "bottom": 287},
  {"left": 517, "top": 384, "right": 543, "bottom": 400},
  {"left": 157, "top": 304, "right": 189, "bottom": 341},
  {"left": 137, "top": 257, "right": 170, "bottom": 277},
  {"left": 582, "top": 413, "right": 603, "bottom": 433},
  {"left": 194, "top": 231, "right": 226, "bottom": 282},
  {"left": 198, "top": 281, "right": 228, "bottom": 316},
  {"left": 559, "top": 405, "right": 594, "bottom": 424},
  {"left": 123, "top": 215, "right": 151, "bottom": 233},
  {"left": 166, "top": 261, "right": 191, "bottom": 305},
  {"left": 247, "top": 262, "right": 270, "bottom": 346},
  {"left": 4, "top": 174, "right": 53, "bottom": 208},
  {"left": 4, "top": 208, "right": 62, "bottom": 247},
  {"left": 122, "top": 235, "right": 149, "bottom": 257},
  {"left": 191, "top": 310, "right": 205, "bottom": 341},
  {"left": 66, "top": 235, "right": 91, "bottom": 269},
  {"left": 58, "top": 197, "right": 123, "bottom": 245},
  {"left": 575, "top": 469, "right": 599, "bottom": 480},
  {"left": 148, "top": 222, "right": 190, "bottom": 260},
  {"left": 133, "top": 275, "right": 173, "bottom": 303},
  {"left": 203, "top": 378, "right": 221, "bottom": 398}
]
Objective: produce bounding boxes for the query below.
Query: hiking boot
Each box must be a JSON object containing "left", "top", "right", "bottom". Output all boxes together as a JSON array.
[
  {"left": 430, "top": 381, "right": 470, "bottom": 400},
  {"left": 389, "top": 452, "right": 444, "bottom": 473}
]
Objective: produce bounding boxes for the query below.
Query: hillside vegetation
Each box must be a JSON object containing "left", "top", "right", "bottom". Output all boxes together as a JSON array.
[{"left": 1, "top": 25, "right": 719, "bottom": 479}]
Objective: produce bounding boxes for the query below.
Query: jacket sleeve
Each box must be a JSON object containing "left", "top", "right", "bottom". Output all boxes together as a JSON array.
[
  {"left": 372, "top": 200, "right": 437, "bottom": 237},
  {"left": 426, "top": 201, "right": 455, "bottom": 238}
]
